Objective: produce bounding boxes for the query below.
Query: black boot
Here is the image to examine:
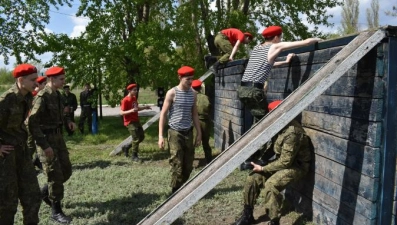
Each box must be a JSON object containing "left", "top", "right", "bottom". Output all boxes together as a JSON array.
[
  {"left": 51, "top": 201, "right": 72, "bottom": 224},
  {"left": 234, "top": 205, "right": 254, "bottom": 225},
  {"left": 131, "top": 152, "right": 141, "bottom": 162},
  {"left": 209, "top": 61, "right": 220, "bottom": 75},
  {"left": 171, "top": 187, "right": 179, "bottom": 194},
  {"left": 204, "top": 55, "right": 218, "bottom": 69},
  {"left": 41, "top": 184, "right": 51, "bottom": 207},
  {"left": 122, "top": 144, "right": 131, "bottom": 157}
]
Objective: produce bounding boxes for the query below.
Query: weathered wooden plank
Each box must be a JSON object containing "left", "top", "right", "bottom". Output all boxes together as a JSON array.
[
  {"left": 214, "top": 97, "right": 243, "bottom": 109},
  {"left": 270, "top": 63, "right": 323, "bottom": 80},
  {"left": 291, "top": 171, "right": 377, "bottom": 219},
  {"left": 301, "top": 111, "right": 383, "bottom": 147},
  {"left": 269, "top": 76, "right": 384, "bottom": 98},
  {"left": 215, "top": 89, "right": 239, "bottom": 99},
  {"left": 213, "top": 125, "right": 242, "bottom": 151},
  {"left": 214, "top": 116, "right": 245, "bottom": 130},
  {"left": 219, "top": 64, "right": 246, "bottom": 76},
  {"left": 214, "top": 109, "right": 245, "bottom": 124},
  {"left": 278, "top": 35, "right": 356, "bottom": 57},
  {"left": 304, "top": 128, "right": 381, "bottom": 178},
  {"left": 214, "top": 105, "right": 244, "bottom": 117},
  {"left": 214, "top": 73, "right": 243, "bottom": 84},
  {"left": 287, "top": 187, "right": 376, "bottom": 225},
  {"left": 314, "top": 154, "right": 379, "bottom": 201},
  {"left": 214, "top": 79, "right": 241, "bottom": 90},
  {"left": 267, "top": 94, "right": 384, "bottom": 121},
  {"left": 213, "top": 120, "right": 243, "bottom": 137}
]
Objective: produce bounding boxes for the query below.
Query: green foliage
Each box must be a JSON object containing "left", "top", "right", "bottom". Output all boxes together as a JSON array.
[
  {"left": 2, "top": 0, "right": 340, "bottom": 105},
  {"left": 0, "top": 67, "right": 14, "bottom": 84},
  {"left": 340, "top": 0, "right": 360, "bottom": 35},
  {"left": 0, "top": 0, "right": 72, "bottom": 65},
  {"left": 366, "top": 0, "right": 379, "bottom": 29}
]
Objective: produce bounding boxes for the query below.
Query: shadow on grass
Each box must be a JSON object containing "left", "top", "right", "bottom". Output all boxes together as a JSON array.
[
  {"left": 67, "top": 192, "right": 162, "bottom": 225},
  {"left": 72, "top": 160, "right": 130, "bottom": 170},
  {"left": 203, "top": 185, "right": 243, "bottom": 200}
]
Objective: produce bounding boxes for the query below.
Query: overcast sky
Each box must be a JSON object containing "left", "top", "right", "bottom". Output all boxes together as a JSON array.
[{"left": 1, "top": 0, "right": 397, "bottom": 70}]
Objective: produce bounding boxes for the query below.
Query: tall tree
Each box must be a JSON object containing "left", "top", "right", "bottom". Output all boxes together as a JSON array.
[
  {"left": 0, "top": 0, "right": 72, "bottom": 64},
  {"left": 37, "top": 0, "right": 340, "bottom": 105},
  {"left": 366, "top": 0, "right": 379, "bottom": 29},
  {"left": 385, "top": 5, "right": 397, "bottom": 17},
  {"left": 340, "top": 0, "right": 360, "bottom": 34}
]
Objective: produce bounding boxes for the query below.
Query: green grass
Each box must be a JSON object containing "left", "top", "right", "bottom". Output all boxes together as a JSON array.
[{"left": 13, "top": 116, "right": 313, "bottom": 225}]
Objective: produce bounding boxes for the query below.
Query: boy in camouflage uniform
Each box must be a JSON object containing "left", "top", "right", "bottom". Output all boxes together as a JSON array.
[
  {"left": 158, "top": 66, "right": 202, "bottom": 193},
  {"left": 61, "top": 85, "right": 78, "bottom": 136},
  {"left": 28, "top": 66, "right": 76, "bottom": 224},
  {"left": 234, "top": 101, "right": 311, "bottom": 225},
  {"left": 0, "top": 64, "right": 41, "bottom": 225},
  {"left": 191, "top": 79, "right": 213, "bottom": 164}
]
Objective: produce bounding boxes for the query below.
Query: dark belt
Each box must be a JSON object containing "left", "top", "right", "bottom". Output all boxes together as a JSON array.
[
  {"left": 241, "top": 81, "right": 264, "bottom": 89},
  {"left": 172, "top": 127, "right": 193, "bottom": 136},
  {"left": 42, "top": 127, "right": 63, "bottom": 135}
]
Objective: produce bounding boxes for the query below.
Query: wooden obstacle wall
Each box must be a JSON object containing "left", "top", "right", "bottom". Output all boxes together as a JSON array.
[{"left": 213, "top": 39, "right": 393, "bottom": 224}]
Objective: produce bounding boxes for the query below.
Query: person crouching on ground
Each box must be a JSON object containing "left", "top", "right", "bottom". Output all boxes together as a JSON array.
[{"left": 233, "top": 100, "right": 311, "bottom": 225}]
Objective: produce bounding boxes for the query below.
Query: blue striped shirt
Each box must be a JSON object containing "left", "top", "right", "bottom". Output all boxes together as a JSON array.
[
  {"left": 168, "top": 86, "right": 194, "bottom": 131},
  {"left": 241, "top": 44, "right": 273, "bottom": 84}
]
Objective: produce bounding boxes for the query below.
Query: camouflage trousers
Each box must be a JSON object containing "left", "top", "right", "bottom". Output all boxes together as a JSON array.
[
  {"left": 243, "top": 167, "right": 307, "bottom": 220},
  {"left": 214, "top": 33, "right": 233, "bottom": 64},
  {"left": 0, "top": 143, "right": 41, "bottom": 225},
  {"left": 127, "top": 121, "right": 145, "bottom": 153},
  {"left": 27, "top": 132, "right": 37, "bottom": 158},
  {"left": 168, "top": 128, "right": 194, "bottom": 189},
  {"left": 237, "top": 86, "right": 268, "bottom": 124},
  {"left": 38, "top": 133, "right": 72, "bottom": 202},
  {"left": 79, "top": 106, "right": 92, "bottom": 133},
  {"left": 194, "top": 119, "right": 212, "bottom": 163}
]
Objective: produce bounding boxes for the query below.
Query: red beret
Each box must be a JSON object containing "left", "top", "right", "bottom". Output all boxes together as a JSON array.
[
  {"left": 191, "top": 80, "right": 202, "bottom": 88},
  {"left": 177, "top": 66, "right": 195, "bottom": 77},
  {"left": 262, "top": 26, "right": 283, "bottom": 38},
  {"left": 45, "top": 66, "right": 65, "bottom": 77},
  {"left": 268, "top": 100, "right": 283, "bottom": 111},
  {"left": 36, "top": 76, "right": 47, "bottom": 84},
  {"left": 13, "top": 64, "right": 37, "bottom": 78},
  {"left": 127, "top": 83, "right": 137, "bottom": 90},
  {"left": 244, "top": 32, "right": 253, "bottom": 39}
]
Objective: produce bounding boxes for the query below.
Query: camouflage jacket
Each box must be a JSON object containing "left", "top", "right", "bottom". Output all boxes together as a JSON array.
[
  {"left": 61, "top": 92, "right": 78, "bottom": 111},
  {"left": 28, "top": 86, "right": 70, "bottom": 150},
  {"left": 261, "top": 119, "right": 311, "bottom": 173},
  {"left": 196, "top": 92, "right": 211, "bottom": 120},
  {"left": 0, "top": 83, "right": 33, "bottom": 146}
]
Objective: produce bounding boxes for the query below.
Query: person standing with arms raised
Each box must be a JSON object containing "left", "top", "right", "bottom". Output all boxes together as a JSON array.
[{"left": 158, "top": 66, "right": 202, "bottom": 193}]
